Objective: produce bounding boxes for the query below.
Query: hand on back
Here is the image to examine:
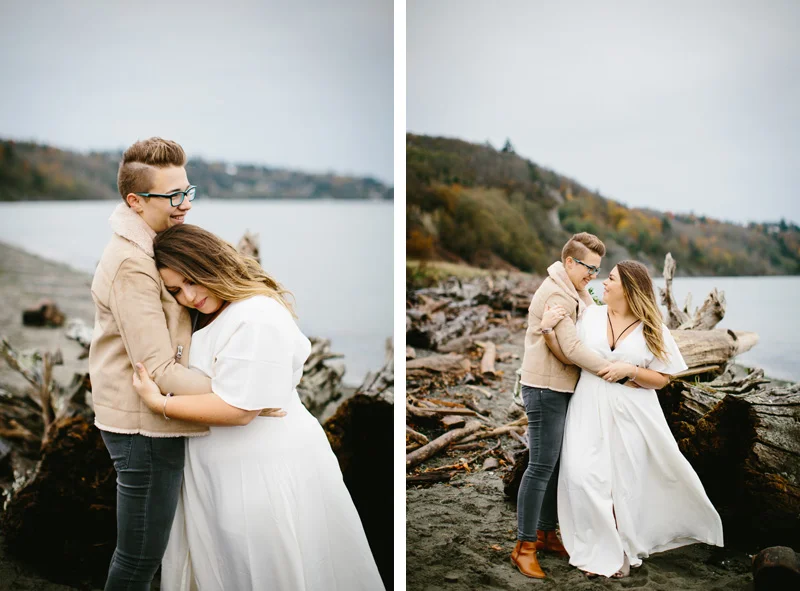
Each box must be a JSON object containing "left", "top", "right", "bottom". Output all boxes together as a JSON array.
[{"left": 542, "top": 304, "right": 568, "bottom": 330}]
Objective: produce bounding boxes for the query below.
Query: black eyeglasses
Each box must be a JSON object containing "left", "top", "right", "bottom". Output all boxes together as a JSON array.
[
  {"left": 134, "top": 185, "right": 197, "bottom": 207},
  {"left": 572, "top": 257, "right": 601, "bottom": 275}
]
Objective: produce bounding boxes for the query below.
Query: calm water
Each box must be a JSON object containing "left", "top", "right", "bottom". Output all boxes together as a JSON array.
[
  {"left": 0, "top": 200, "right": 393, "bottom": 385},
  {"left": 589, "top": 276, "right": 800, "bottom": 382}
]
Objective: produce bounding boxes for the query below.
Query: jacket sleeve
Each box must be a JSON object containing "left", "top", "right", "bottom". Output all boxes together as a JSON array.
[
  {"left": 547, "top": 293, "right": 609, "bottom": 374},
  {"left": 109, "top": 257, "right": 211, "bottom": 396}
]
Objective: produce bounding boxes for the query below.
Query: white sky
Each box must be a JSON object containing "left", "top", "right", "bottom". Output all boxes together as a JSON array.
[
  {"left": 408, "top": 0, "right": 799, "bottom": 225},
  {"left": 0, "top": 0, "right": 393, "bottom": 183}
]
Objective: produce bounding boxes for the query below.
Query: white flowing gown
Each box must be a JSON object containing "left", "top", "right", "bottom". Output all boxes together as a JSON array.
[
  {"left": 161, "top": 296, "right": 385, "bottom": 591},
  {"left": 557, "top": 305, "right": 723, "bottom": 577}
]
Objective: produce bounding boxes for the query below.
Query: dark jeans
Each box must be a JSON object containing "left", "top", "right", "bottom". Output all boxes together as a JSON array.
[
  {"left": 101, "top": 431, "right": 185, "bottom": 591},
  {"left": 516, "top": 385, "right": 570, "bottom": 541}
]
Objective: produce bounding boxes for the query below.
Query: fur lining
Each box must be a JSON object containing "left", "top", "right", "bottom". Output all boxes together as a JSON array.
[
  {"left": 109, "top": 203, "right": 157, "bottom": 257},
  {"left": 547, "top": 261, "right": 595, "bottom": 317}
]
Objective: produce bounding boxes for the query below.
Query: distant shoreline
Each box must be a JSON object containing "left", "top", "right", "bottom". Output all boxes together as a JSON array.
[
  {"left": 406, "top": 258, "right": 800, "bottom": 280},
  {"left": 0, "top": 195, "right": 393, "bottom": 202}
]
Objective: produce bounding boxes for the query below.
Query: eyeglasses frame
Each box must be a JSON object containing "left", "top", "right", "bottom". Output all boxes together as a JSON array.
[
  {"left": 571, "top": 257, "right": 601, "bottom": 276},
  {"left": 133, "top": 185, "right": 197, "bottom": 207}
]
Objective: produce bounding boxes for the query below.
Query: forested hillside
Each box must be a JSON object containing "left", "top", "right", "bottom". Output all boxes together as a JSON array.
[
  {"left": 407, "top": 134, "right": 799, "bottom": 276},
  {"left": 0, "top": 139, "right": 392, "bottom": 201}
]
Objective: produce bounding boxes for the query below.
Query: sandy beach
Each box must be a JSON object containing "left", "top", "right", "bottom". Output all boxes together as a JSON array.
[{"left": 406, "top": 328, "right": 757, "bottom": 591}]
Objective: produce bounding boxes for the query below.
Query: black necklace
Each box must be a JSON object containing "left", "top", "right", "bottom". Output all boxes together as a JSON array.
[{"left": 608, "top": 313, "right": 640, "bottom": 351}]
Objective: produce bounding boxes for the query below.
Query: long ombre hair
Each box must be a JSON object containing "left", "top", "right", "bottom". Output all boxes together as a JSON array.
[
  {"left": 153, "top": 224, "right": 296, "bottom": 317},
  {"left": 616, "top": 260, "right": 667, "bottom": 361}
]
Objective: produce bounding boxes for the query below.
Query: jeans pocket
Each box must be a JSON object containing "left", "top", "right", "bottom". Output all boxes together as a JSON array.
[{"left": 101, "top": 431, "right": 134, "bottom": 472}]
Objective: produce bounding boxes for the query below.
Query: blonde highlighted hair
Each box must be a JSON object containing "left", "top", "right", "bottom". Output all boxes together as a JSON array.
[
  {"left": 616, "top": 260, "right": 667, "bottom": 361},
  {"left": 561, "top": 232, "right": 606, "bottom": 262},
  {"left": 118, "top": 137, "right": 187, "bottom": 202},
  {"left": 153, "top": 224, "right": 296, "bottom": 317}
]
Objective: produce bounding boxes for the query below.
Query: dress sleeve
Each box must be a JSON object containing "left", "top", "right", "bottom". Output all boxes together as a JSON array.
[
  {"left": 211, "top": 318, "right": 294, "bottom": 410},
  {"left": 647, "top": 325, "right": 688, "bottom": 375}
]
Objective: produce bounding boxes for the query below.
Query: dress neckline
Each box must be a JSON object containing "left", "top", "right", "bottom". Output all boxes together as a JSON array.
[
  {"left": 194, "top": 299, "right": 239, "bottom": 335},
  {"left": 605, "top": 307, "right": 642, "bottom": 351}
]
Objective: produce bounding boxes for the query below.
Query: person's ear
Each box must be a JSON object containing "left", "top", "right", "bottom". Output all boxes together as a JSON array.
[{"left": 126, "top": 193, "right": 144, "bottom": 212}]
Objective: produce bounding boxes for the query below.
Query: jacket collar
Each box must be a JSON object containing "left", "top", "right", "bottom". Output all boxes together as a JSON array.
[
  {"left": 109, "top": 203, "right": 157, "bottom": 257},
  {"left": 547, "top": 261, "right": 594, "bottom": 316}
]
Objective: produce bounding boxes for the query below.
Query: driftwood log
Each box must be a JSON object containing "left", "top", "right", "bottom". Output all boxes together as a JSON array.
[
  {"left": 296, "top": 337, "right": 345, "bottom": 419},
  {"left": 323, "top": 339, "right": 393, "bottom": 590},
  {"left": 21, "top": 299, "right": 65, "bottom": 328},
  {"left": 236, "top": 230, "right": 261, "bottom": 264},
  {"left": 659, "top": 252, "right": 727, "bottom": 330},
  {"left": 660, "top": 373, "right": 800, "bottom": 548},
  {"left": 406, "top": 421, "right": 482, "bottom": 469}
]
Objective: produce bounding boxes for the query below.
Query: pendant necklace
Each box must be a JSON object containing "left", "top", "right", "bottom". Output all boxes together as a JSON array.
[{"left": 608, "top": 314, "right": 640, "bottom": 351}]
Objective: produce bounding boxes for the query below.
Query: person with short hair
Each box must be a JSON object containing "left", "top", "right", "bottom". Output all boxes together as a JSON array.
[
  {"left": 89, "top": 137, "right": 210, "bottom": 590},
  {"left": 511, "top": 232, "right": 614, "bottom": 579}
]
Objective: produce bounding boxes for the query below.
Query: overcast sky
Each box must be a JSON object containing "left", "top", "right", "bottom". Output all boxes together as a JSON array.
[
  {"left": 408, "top": 0, "right": 799, "bottom": 225},
  {"left": 0, "top": 0, "right": 393, "bottom": 183}
]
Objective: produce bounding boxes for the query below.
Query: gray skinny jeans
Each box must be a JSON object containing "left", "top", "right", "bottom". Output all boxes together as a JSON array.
[
  {"left": 101, "top": 431, "right": 185, "bottom": 591},
  {"left": 516, "top": 385, "right": 570, "bottom": 541}
]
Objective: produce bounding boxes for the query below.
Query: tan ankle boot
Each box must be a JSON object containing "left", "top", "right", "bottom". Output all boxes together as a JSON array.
[
  {"left": 534, "top": 530, "right": 568, "bottom": 557},
  {"left": 510, "top": 540, "right": 546, "bottom": 579}
]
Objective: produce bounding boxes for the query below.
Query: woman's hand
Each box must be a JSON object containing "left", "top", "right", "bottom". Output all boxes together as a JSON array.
[
  {"left": 541, "top": 304, "right": 568, "bottom": 330},
  {"left": 597, "top": 361, "right": 636, "bottom": 383},
  {"left": 133, "top": 363, "right": 166, "bottom": 412}
]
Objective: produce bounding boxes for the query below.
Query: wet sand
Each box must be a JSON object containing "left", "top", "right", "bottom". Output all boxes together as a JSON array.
[{"left": 406, "top": 329, "right": 756, "bottom": 591}]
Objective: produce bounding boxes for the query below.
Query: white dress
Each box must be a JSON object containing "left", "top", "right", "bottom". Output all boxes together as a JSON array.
[
  {"left": 161, "top": 296, "right": 385, "bottom": 591},
  {"left": 557, "top": 305, "right": 723, "bottom": 577}
]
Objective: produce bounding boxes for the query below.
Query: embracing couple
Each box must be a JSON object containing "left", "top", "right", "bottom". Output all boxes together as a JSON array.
[
  {"left": 511, "top": 232, "right": 724, "bottom": 579},
  {"left": 88, "top": 137, "right": 384, "bottom": 590}
]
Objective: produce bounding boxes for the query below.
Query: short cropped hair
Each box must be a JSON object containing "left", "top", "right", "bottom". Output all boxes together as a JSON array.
[
  {"left": 117, "top": 137, "right": 187, "bottom": 202},
  {"left": 561, "top": 232, "right": 606, "bottom": 262}
]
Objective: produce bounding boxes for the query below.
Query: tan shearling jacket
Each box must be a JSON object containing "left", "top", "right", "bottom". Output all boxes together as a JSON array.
[
  {"left": 519, "top": 264, "right": 610, "bottom": 393},
  {"left": 89, "top": 204, "right": 210, "bottom": 437}
]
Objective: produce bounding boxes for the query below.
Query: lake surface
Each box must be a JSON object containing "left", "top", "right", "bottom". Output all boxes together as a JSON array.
[
  {"left": 0, "top": 200, "right": 393, "bottom": 385},
  {"left": 589, "top": 276, "right": 800, "bottom": 382}
]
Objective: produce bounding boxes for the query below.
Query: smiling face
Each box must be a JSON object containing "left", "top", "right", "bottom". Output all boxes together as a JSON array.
[
  {"left": 564, "top": 250, "right": 602, "bottom": 291},
  {"left": 602, "top": 266, "right": 626, "bottom": 307},
  {"left": 159, "top": 267, "right": 224, "bottom": 315},
  {"left": 126, "top": 166, "right": 193, "bottom": 233}
]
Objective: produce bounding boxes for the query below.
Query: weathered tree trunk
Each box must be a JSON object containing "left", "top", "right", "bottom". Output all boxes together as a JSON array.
[
  {"left": 659, "top": 373, "right": 800, "bottom": 549},
  {"left": 296, "top": 337, "right": 345, "bottom": 419},
  {"left": 0, "top": 414, "right": 116, "bottom": 588},
  {"left": 236, "top": 230, "right": 261, "bottom": 263},
  {"left": 406, "top": 305, "right": 491, "bottom": 350},
  {"left": 323, "top": 340, "right": 394, "bottom": 590},
  {"left": 659, "top": 252, "right": 727, "bottom": 330},
  {"left": 670, "top": 329, "right": 759, "bottom": 371}
]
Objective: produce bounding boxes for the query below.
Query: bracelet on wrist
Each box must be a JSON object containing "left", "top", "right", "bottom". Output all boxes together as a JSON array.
[{"left": 163, "top": 392, "right": 174, "bottom": 420}]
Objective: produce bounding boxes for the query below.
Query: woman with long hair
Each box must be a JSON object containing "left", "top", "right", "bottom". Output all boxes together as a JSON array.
[
  {"left": 131, "top": 224, "right": 384, "bottom": 591},
  {"left": 540, "top": 260, "right": 723, "bottom": 578}
]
